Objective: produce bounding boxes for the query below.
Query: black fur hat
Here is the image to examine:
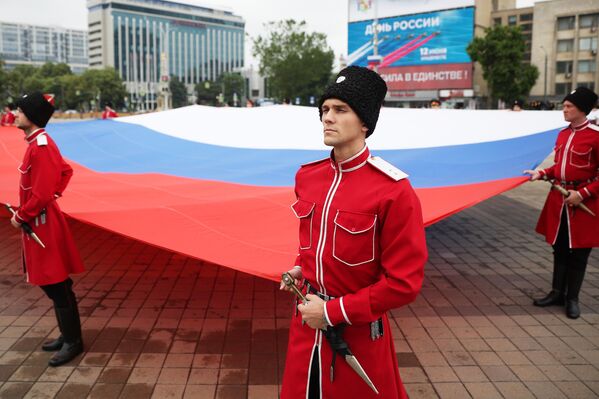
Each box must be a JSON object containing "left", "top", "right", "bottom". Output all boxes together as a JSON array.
[
  {"left": 318, "top": 66, "right": 387, "bottom": 137},
  {"left": 16, "top": 92, "right": 55, "bottom": 128},
  {"left": 563, "top": 87, "right": 598, "bottom": 115}
]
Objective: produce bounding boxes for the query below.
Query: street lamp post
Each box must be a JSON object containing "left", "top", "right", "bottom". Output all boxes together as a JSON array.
[{"left": 540, "top": 45, "right": 548, "bottom": 103}]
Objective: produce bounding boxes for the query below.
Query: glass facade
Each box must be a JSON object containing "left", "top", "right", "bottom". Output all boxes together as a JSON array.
[
  {"left": 101, "top": 0, "right": 244, "bottom": 109},
  {"left": 112, "top": 12, "right": 244, "bottom": 84},
  {"left": 0, "top": 23, "right": 88, "bottom": 73}
]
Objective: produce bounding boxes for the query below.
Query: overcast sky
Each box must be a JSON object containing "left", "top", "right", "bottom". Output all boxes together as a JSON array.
[{"left": 1, "top": 0, "right": 544, "bottom": 68}]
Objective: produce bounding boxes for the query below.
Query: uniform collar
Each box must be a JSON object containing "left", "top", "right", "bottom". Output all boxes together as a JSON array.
[
  {"left": 571, "top": 119, "right": 589, "bottom": 131},
  {"left": 25, "top": 128, "right": 46, "bottom": 144},
  {"left": 330, "top": 145, "right": 370, "bottom": 172}
]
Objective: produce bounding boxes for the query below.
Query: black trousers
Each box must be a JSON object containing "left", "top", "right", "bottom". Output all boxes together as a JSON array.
[
  {"left": 40, "top": 278, "right": 76, "bottom": 308},
  {"left": 308, "top": 346, "right": 320, "bottom": 399},
  {"left": 553, "top": 209, "right": 592, "bottom": 299}
]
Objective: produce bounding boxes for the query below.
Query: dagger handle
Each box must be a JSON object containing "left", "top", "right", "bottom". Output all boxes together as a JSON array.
[{"left": 281, "top": 272, "right": 308, "bottom": 302}]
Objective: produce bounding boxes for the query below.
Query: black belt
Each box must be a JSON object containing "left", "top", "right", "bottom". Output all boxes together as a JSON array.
[
  {"left": 302, "top": 280, "right": 384, "bottom": 341},
  {"left": 558, "top": 178, "right": 596, "bottom": 188},
  {"left": 305, "top": 280, "right": 336, "bottom": 301}
]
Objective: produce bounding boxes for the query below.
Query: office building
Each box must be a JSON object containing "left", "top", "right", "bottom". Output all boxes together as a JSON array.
[
  {"left": 0, "top": 22, "right": 88, "bottom": 73},
  {"left": 87, "top": 0, "right": 245, "bottom": 109}
]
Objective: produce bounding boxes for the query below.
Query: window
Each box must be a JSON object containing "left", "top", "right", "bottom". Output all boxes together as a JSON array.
[
  {"left": 578, "top": 82, "right": 595, "bottom": 91},
  {"left": 555, "top": 83, "right": 572, "bottom": 95},
  {"left": 580, "top": 13, "right": 599, "bottom": 29},
  {"left": 557, "top": 39, "right": 574, "bottom": 53},
  {"left": 493, "top": 17, "right": 501, "bottom": 26},
  {"left": 579, "top": 37, "right": 598, "bottom": 51},
  {"left": 520, "top": 13, "right": 533, "bottom": 22},
  {"left": 556, "top": 61, "right": 573, "bottom": 74},
  {"left": 508, "top": 15, "right": 517, "bottom": 26},
  {"left": 557, "top": 16, "right": 575, "bottom": 31},
  {"left": 520, "top": 23, "right": 532, "bottom": 32},
  {"left": 578, "top": 60, "right": 596, "bottom": 73}
]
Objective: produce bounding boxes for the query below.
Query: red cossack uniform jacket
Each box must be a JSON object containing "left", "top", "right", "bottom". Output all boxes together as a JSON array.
[
  {"left": 15, "top": 129, "right": 85, "bottom": 285},
  {"left": 537, "top": 120, "right": 599, "bottom": 248},
  {"left": 102, "top": 109, "right": 118, "bottom": 119},
  {"left": 281, "top": 146, "right": 428, "bottom": 399},
  {"left": 1, "top": 112, "right": 15, "bottom": 126}
]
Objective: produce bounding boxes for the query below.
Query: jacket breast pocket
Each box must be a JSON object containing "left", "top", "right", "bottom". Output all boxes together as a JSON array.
[
  {"left": 291, "top": 199, "right": 315, "bottom": 250},
  {"left": 569, "top": 145, "right": 592, "bottom": 168},
  {"left": 333, "top": 210, "right": 377, "bottom": 266}
]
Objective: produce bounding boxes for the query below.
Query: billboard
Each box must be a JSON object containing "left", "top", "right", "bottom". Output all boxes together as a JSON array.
[
  {"left": 348, "top": 4, "right": 474, "bottom": 91},
  {"left": 349, "top": 0, "right": 475, "bottom": 22},
  {"left": 380, "top": 63, "right": 472, "bottom": 91}
]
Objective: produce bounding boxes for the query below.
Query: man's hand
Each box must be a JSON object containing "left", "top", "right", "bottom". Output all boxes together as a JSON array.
[
  {"left": 523, "top": 169, "right": 542, "bottom": 181},
  {"left": 565, "top": 190, "right": 583, "bottom": 207},
  {"left": 280, "top": 267, "right": 303, "bottom": 292},
  {"left": 298, "top": 294, "right": 327, "bottom": 330},
  {"left": 10, "top": 215, "right": 21, "bottom": 229}
]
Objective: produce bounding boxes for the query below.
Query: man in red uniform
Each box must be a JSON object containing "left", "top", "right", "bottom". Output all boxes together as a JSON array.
[
  {"left": 1, "top": 103, "right": 16, "bottom": 126},
  {"left": 525, "top": 86, "right": 599, "bottom": 319},
  {"left": 102, "top": 102, "right": 118, "bottom": 119},
  {"left": 10, "top": 92, "right": 85, "bottom": 366},
  {"left": 280, "top": 66, "right": 428, "bottom": 398}
]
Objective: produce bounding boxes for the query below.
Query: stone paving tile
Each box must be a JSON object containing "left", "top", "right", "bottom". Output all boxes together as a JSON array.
[
  {"left": 0, "top": 382, "right": 33, "bottom": 399},
  {"left": 0, "top": 180, "right": 598, "bottom": 398},
  {"left": 463, "top": 382, "right": 502, "bottom": 399}
]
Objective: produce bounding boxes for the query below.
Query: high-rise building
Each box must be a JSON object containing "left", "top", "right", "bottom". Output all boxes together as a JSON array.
[
  {"left": 491, "top": 6, "right": 534, "bottom": 63},
  {"left": 530, "top": 0, "right": 599, "bottom": 102},
  {"left": 0, "top": 22, "right": 88, "bottom": 73},
  {"left": 87, "top": 0, "right": 245, "bottom": 110}
]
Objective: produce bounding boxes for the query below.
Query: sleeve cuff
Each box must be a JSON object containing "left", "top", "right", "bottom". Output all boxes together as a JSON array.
[
  {"left": 324, "top": 297, "right": 352, "bottom": 326},
  {"left": 323, "top": 303, "right": 332, "bottom": 327},
  {"left": 579, "top": 188, "right": 591, "bottom": 200}
]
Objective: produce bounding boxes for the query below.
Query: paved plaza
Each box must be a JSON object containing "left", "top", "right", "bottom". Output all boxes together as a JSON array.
[{"left": 0, "top": 180, "right": 597, "bottom": 399}]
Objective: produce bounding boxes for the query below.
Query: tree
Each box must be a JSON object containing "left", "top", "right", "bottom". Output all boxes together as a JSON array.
[
  {"left": 467, "top": 25, "right": 539, "bottom": 107},
  {"left": 253, "top": 20, "right": 334, "bottom": 104},
  {"left": 218, "top": 72, "right": 245, "bottom": 106},
  {"left": 80, "top": 68, "right": 127, "bottom": 110},
  {"left": 169, "top": 76, "right": 188, "bottom": 108},
  {"left": 7, "top": 65, "right": 38, "bottom": 99},
  {"left": 195, "top": 80, "right": 220, "bottom": 106}
]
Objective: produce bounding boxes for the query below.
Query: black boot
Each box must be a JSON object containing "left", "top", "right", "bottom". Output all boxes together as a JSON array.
[
  {"left": 42, "top": 306, "right": 64, "bottom": 352},
  {"left": 533, "top": 252, "right": 567, "bottom": 307},
  {"left": 566, "top": 299, "right": 580, "bottom": 319},
  {"left": 48, "top": 305, "right": 83, "bottom": 367},
  {"left": 42, "top": 335, "right": 64, "bottom": 352},
  {"left": 565, "top": 249, "right": 590, "bottom": 319},
  {"left": 534, "top": 290, "right": 565, "bottom": 307}
]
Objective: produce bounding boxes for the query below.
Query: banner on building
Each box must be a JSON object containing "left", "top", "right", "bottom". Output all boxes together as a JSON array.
[
  {"left": 380, "top": 63, "right": 472, "bottom": 90},
  {"left": 348, "top": 7, "right": 474, "bottom": 74}
]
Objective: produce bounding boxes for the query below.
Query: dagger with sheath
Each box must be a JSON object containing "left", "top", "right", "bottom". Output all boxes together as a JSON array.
[
  {"left": 281, "top": 272, "right": 379, "bottom": 395},
  {"left": 5, "top": 203, "right": 46, "bottom": 248},
  {"left": 540, "top": 177, "right": 596, "bottom": 216}
]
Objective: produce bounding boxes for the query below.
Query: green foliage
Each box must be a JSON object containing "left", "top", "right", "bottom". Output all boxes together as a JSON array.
[
  {"left": 195, "top": 72, "right": 246, "bottom": 106},
  {"left": 169, "top": 75, "right": 188, "bottom": 108},
  {"left": 0, "top": 62, "right": 126, "bottom": 111},
  {"left": 252, "top": 20, "right": 334, "bottom": 104},
  {"left": 467, "top": 25, "right": 539, "bottom": 105},
  {"left": 195, "top": 80, "right": 221, "bottom": 106}
]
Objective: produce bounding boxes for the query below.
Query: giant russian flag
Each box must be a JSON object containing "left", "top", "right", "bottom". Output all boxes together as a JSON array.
[{"left": 0, "top": 106, "right": 564, "bottom": 280}]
